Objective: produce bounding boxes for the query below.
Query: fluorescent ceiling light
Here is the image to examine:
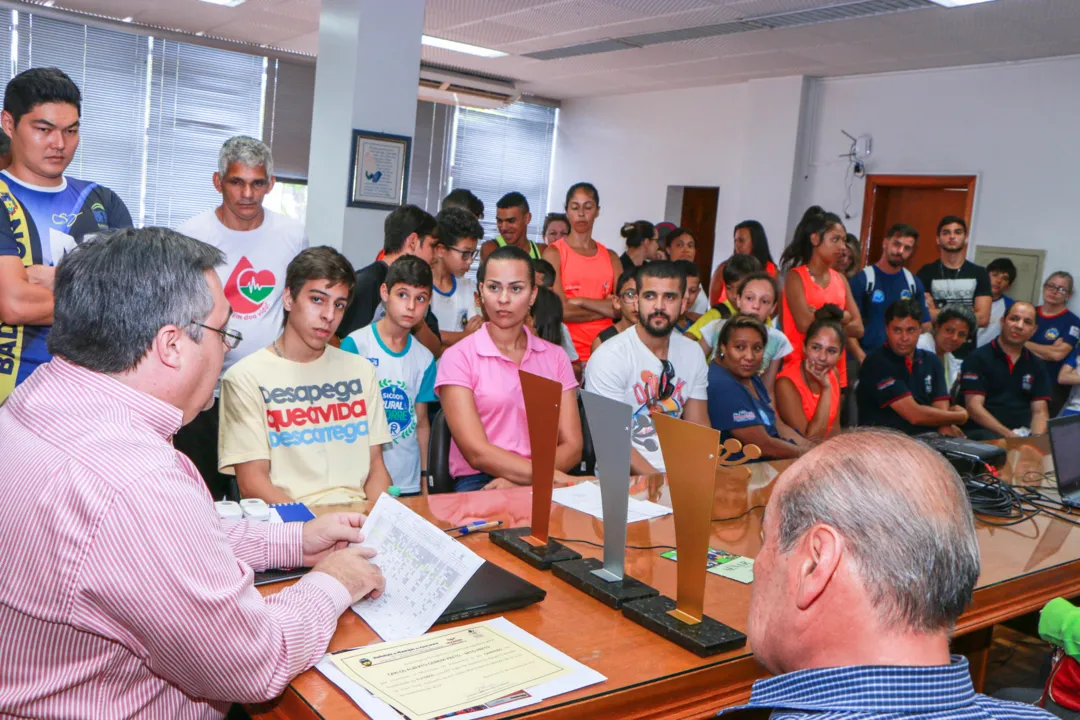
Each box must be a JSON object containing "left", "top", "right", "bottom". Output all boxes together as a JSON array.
[
  {"left": 928, "top": 0, "right": 998, "bottom": 7},
  {"left": 198, "top": 0, "right": 246, "bottom": 7},
  {"left": 422, "top": 35, "right": 506, "bottom": 58}
]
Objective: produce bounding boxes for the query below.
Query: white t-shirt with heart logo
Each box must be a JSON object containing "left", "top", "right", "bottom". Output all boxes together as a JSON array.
[{"left": 176, "top": 208, "right": 308, "bottom": 377}]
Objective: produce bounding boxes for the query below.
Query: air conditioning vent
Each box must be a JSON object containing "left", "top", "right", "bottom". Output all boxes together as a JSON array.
[
  {"left": 524, "top": 0, "right": 935, "bottom": 61},
  {"left": 418, "top": 66, "right": 521, "bottom": 109}
]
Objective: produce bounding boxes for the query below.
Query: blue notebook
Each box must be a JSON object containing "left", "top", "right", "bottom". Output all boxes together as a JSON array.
[{"left": 271, "top": 502, "right": 315, "bottom": 523}]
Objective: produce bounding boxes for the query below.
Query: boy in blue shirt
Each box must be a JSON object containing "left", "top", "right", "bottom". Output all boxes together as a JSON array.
[
  {"left": 848, "top": 223, "right": 929, "bottom": 363},
  {"left": 977, "top": 257, "right": 1016, "bottom": 347},
  {"left": 341, "top": 255, "right": 438, "bottom": 495}
]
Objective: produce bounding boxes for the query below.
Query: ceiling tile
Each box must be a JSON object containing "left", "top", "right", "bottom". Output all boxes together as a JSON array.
[
  {"left": 436, "top": 19, "right": 547, "bottom": 47},
  {"left": 495, "top": 0, "right": 650, "bottom": 35},
  {"left": 424, "top": 0, "right": 555, "bottom": 32},
  {"left": 272, "top": 30, "right": 318, "bottom": 54}
]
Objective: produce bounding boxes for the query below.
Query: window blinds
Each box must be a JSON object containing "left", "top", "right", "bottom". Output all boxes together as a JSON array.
[
  {"left": 143, "top": 40, "right": 265, "bottom": 228},
  {"left": 449, "top": 102, "right": 558, "bottom": 242}
]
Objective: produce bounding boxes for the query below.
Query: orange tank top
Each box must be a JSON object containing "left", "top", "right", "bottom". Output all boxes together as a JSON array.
[
  {"left": 777, "top": 361, "right": 840, "bottom": 436},
  {"left": 781, "top": 265, "right": 849, "bottom": 386},
  {"left": 554, "top": 238, "right": 614, "bottom": 363}
]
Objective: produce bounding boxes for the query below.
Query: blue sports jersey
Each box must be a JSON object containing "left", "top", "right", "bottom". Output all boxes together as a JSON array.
[
  {"left": 1034, "top": 306, "right": 1080, "bottom": 381},
  {"left": 0, "top": 171, "right": 132, "bottom": 401},
  {"left": 850, "top": 266, "right": 930, "bottom": 352}
]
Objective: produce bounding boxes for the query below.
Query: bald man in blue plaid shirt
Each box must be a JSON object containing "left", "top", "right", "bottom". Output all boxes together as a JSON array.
[{"left": 721, "top": 429, "right": 1054, "bottom": 720}]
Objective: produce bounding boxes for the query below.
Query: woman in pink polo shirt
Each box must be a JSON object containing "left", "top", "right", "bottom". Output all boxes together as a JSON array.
[{"left": 436, "top": 245, "right": 583, "bottom": 492}]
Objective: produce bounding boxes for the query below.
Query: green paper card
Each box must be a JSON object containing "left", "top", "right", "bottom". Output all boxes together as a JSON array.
[{"left": 660, "top": 547, "right": 755, "bottom": 584}]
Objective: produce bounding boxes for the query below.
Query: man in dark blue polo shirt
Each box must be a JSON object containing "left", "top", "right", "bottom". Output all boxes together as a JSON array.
[
  {"left": 960, "top": 301, "right": 1050, "bottom": 440},
  {"left": 856, "top": 299, "right": 968, "bottom": 436}
]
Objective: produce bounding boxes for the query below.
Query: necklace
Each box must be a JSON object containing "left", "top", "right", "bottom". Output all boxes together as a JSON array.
[{"left": 272, "top": 339, "right": 285, "bottom": 359}]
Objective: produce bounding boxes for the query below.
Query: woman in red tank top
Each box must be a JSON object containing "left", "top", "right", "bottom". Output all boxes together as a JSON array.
[
  {"left": 543, "top": 183, "right": 622, "bottom": 363},
  {"left": 775, "top": 305, "right": 846, "bottom": 440},
  {"left": 780, "top": 206, "right": 864, "bottom": 387}
]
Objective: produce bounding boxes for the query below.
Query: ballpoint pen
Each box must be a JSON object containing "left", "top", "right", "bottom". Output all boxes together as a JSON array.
[{"left": 445, "top": 520, "right": 503, "bottom": 535}]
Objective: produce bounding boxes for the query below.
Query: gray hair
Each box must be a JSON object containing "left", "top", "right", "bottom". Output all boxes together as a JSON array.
[
  {"left": 47, "top": 227, "right": 226, "bottom": 374},
  {"left": 218, "top": 135, "right": 273, "bottom": 178},
  {"left": 1048, "top": 270, "right": 1075, "bottom": 295},
  {"left": 775, "top": 429, "right": 980, "bottom": 633},
  {"left": 935, "top": 303, "right": 977, "bottom": 336}
]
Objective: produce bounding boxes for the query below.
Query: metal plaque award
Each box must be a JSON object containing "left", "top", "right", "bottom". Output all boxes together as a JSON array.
[
  {"left": 489, "top": 370, "right": 582, "bottom": 569},
  {"left": 552, "top": 391, "right": 659, "bottom": 608},
  {"left": 621, "top": 413, "right": 756, "bottom": 657}
]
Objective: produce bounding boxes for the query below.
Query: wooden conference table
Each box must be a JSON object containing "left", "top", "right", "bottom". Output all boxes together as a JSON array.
[{"left": 250, "top": 436, "right": 1078, "bottom": 720}]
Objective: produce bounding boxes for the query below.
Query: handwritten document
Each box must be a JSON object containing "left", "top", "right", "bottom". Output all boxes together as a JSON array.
[{"left": 352, "top": 493, "right": 483, "bottom": 641}]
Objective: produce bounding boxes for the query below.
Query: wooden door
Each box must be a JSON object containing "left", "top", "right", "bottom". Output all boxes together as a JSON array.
[
  {"left": 860, "top": 175, "right": 977, "bottom": 272},
  {"left": 679, "top": 186, "right": 719, "bottom": 282}
]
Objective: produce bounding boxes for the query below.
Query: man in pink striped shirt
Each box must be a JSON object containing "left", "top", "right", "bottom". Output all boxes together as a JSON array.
[{"left": 0, "top": 227, "right": 385, "bottom": 719}]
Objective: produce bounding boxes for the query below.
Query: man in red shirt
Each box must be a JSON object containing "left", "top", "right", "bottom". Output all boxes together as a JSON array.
[{"left": 0, "top": 227, "right": 384, "bottom": 719}]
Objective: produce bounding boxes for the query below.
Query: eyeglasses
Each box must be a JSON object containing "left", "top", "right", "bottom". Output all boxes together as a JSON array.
[
  {"left": 657, "top": 359, "right": 676, "bottom": 401},
  {"left": 447, "top": 246, "right": 478, "bottom": 262},
  {"left": 1045, "top": 284, "right": 1072, "bottom": 296},
  {"left": 193, "top": 322, "right": 243, "bottom": 350}
]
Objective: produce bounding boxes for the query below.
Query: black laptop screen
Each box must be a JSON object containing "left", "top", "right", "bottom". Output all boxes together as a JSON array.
[{"left": 1050, "top": 416, "right": 1080, "bottom": 499}]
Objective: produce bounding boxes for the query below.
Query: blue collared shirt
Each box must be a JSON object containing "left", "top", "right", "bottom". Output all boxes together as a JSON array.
[{"left": 720, "top": 657, "right": 1054, "bottom": 720}]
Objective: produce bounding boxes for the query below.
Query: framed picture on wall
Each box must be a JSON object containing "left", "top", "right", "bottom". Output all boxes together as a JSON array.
[{"left": 347, "top": 130, "right": 411, "bottom": 210}]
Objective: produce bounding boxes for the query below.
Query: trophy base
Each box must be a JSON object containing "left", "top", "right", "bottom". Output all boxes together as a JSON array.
[
  {"left": 621, "top": 595, "right": 747, "bottom": 657},
  {"left": 489, "top": 527, "right": 581, "bottom": 570},
  {"left": 552, "top": 557, "right": 659, "bottom": 609}
]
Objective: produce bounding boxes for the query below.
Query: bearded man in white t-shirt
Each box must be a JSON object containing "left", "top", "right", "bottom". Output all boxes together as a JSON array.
[
  {"left": 585, "top": 261, "right": 710, "bottom": 475},
  {"left": 173, "top": 135, "right": 309, "bottom": 499}
]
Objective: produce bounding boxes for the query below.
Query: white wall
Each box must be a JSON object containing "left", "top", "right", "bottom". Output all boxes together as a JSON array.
[
  {"left": 793, "top": 55, "right": 1080, "bottom": 310},
  {"left": 554, "top": 55, "right": 1080, "bottom": 311},
  {"left": 551, "top": 82, "right": 749, "bottom": 267}
]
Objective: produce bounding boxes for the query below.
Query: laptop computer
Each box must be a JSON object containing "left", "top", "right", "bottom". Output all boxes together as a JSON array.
[
  {"left": 1048, "top": 415, "right": 1080, "bottom": 508},
  {"left": 916, "top": 433, "right": 1007, "bottom": 468},
  {"left": 255, "top": 560, "right": 546, "bottom": 624},
  {"left": 435, "top": 561, "right": 546, "bottom": 625}
]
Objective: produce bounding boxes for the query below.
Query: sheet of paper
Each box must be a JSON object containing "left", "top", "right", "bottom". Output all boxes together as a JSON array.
[
  {"left": 351, "top": 493, "right": 484, "bottom": 641},
  {"left": 552, "top": 481, "right": 672, "bottom": 523},
  {"left": 316, "top": 617, "right": 606, "bottom": 720},
  {"left": 660, "top": 548, "right": 755, "bottom": 584}
]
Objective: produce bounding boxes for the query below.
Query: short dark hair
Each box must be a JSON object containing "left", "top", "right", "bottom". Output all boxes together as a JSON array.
[
  {"left": 674, "top": 259, "right": 700, "bottom": 281},
  {"left": 736, "top": 271, "right": 778, "bottom": 300},
  {"left": 565, "top": 182, "right": 599, "bottom": 208},
  {"left": 532, "top": 258, "right": 556, "bottom": 288},
  {"left": 935, "top": 304, "right": 976, "bottom": 337},
  {"left": 635, "top": 259, "right": 686, "bottom": 295},
  {"left": 385, "top": 254, "right": 433, "bottom": 292},
  {"left": 442, "top": 188, "right": 484, "bottom": 219},
  {"left": 48, "top": 228, "right": 224, "bottom": 374},
  {"left": 496, "top": 191, "right": 530, "bottom": 214},
  {"left": 884, "top": 298, "right": 923, "bottom": 325},
  {"left": 436, "top": 206, "right": 484, "bottom": 247},
  {"left": 385, "top": 204, "right": 439, "bottom": 255},
  {"left": 664, "top": 227, "right": 694, "bottom": 250},
  {"left": 542, "top": 213, "right": 569, "bottom": 237},
  {"left": 723, "top": 253, "right": 763, "bottom": 287},
  {"left": 478, "top": 244, "right": 534, "bottom": 286},
  {"left": 284, "top": 246, "right": 356, "bottom": 325},
  {"left": 3, "top": 67, "right": 81, "bottom": 125},
  {"left": 717, "top": 313, "right": 768, "bottom": 348},
  {"left": 615, "top": 268, "right": 636, "bottom": 295},
  {"left": 937, "top": 215, "right": 967, "bottom": 235},
  {"left": 0, "top": 129, "right": 10, "bottom": 157},
  {"left": 986, "top": 257, "right": 1017, "bottom": 284},
  {"left": 887, "top": 223, "right": 919, "bottom": 241}
]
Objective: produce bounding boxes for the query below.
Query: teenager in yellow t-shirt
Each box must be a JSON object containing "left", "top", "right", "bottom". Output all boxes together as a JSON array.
[{"left": 218, "top": 247, "right": 393, "bottom": 505}]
